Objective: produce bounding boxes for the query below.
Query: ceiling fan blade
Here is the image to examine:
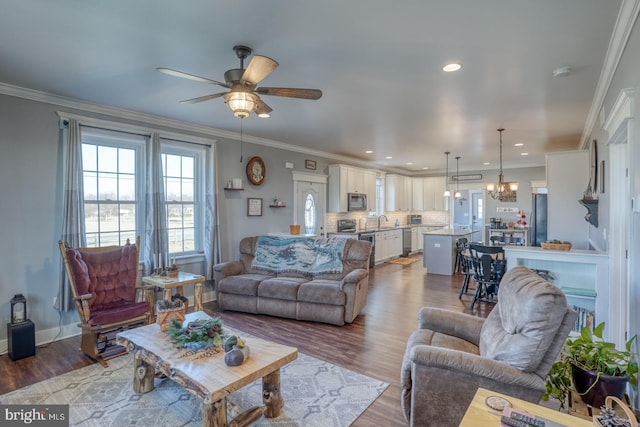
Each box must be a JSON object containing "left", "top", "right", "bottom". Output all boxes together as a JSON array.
[
  {"left": 255, "top": 87, "right": 322, "bottom": 100},
  {"left": 179, "top": 92, "right": 226, "bottom": 104},
  {"left": 241, "top": 55, "right": 279, "bottom": 85},
  {"left": 157, "top": 67, "right": 229, "bottom": 88},
  {"left": 254, "top": 98, "right": 273, "bottom": 116}
]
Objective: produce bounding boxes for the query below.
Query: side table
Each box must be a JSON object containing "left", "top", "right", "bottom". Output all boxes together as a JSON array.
[{"left": 142, "top": 272, "right": 205, "bottom": 317}]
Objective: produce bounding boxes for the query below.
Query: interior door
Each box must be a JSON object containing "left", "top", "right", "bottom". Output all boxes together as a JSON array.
[{"left": 293, "top": 172, "right": 327, "bottom": 237}]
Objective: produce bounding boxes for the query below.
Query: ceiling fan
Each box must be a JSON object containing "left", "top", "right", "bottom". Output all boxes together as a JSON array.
[{"left": 157, "top": 45, "right": 322, "bottom": 119}]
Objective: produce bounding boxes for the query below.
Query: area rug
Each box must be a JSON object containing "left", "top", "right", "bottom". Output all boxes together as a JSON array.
[
  {"left": 0, "top": 352, "right": 387, "bottom": 427},
  {"left": 385, "top": 256, "right": 421, "bottom": 265}
]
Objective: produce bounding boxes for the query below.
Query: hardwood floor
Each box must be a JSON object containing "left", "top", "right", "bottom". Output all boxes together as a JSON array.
[{"left": 0, "top": 256, "right": 494, "bottom": 426}]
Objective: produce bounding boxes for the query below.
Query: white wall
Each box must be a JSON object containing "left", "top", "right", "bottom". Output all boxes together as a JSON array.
[{"left": 546, "top": 150, "right": 590, "bottom": 249}]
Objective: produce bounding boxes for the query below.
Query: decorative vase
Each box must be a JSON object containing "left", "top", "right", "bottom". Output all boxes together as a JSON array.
[{"left": 570, "top": 362, "right": 629, "bottom": 408}]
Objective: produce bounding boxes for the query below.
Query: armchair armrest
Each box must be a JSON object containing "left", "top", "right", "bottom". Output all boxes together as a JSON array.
[
  {"left": 341, "top": 268, "right": 368, "bottom": 287},
  {"left": 408, "top": 345, "right": 544, "bottom": 390},
  {"left": 417, "top": 307, "right": 484, "bottom": 346},
  {"left": 213, "top": 261, "right": 243, "bottom": 278}
]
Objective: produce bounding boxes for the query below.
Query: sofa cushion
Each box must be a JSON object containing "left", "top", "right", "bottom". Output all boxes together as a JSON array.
[
  {"left": 217, "top": 273, "right": 273, "bottom": 296},
  {"left": 297, "top": 279, "right": 346, "bottom": 305},
  {"left": 479, "top": 266, "right": 568, "bottom": 372},
  {"left": 257, "top": 277, "right": 309, "bottom": 301}
]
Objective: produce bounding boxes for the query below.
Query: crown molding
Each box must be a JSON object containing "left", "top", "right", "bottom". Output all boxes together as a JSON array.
[
  {"left": 0, "top": 82, "right": 400, "bottom": 172},
  {"left": 580, "top": 0, "right": 640, "bottom": 149}
]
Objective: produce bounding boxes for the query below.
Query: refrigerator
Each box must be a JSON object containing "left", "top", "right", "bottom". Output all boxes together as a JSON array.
[{"left": 530, "top": 193, "right": 548, "bottom": 246}]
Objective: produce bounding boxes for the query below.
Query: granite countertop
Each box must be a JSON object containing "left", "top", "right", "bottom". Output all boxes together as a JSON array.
[{"left": 422, "top": 228, "right": 476, "bottom": 236}]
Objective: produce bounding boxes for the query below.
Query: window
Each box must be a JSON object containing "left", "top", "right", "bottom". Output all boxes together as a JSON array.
[
  {"left": 376, "top": 176, "right": 385, "bottom": 216},
  {"left": 82, "top": 132, "right": 143, "bottom": 247},
  {"left": 304, "top": 193, "right": 316, "bottom": 235},
  {"left": 162, "top": 150, "right": 199, "bottom": 254},
  {"left": 80, "top": 128, "right": 205, "bottom": 255}
]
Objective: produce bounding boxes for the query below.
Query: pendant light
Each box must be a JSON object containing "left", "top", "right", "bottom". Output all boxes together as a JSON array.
[
  {"left": 443, "top": 151, "right": 451, "bottom": 197},
  {"left": 487, "top": 128, "right": 518, "bottom": 200},
  {"left": 454, "top": 156, "right": 462, "bottom": 199}
]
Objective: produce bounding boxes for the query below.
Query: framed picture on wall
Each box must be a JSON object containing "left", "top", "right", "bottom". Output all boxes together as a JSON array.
[
  {"left": 247, "top": 198, "right": 263, "bottom": 216},
  {"left": 305, "top": 159, "right": 317, "bottom": 170}
]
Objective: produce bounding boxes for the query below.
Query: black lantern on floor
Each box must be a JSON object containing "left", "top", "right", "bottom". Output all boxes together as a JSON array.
[
  {"left": 7, "top": 293, "right": 35, "bottom": 360},
  {"left": 10, "top": 293, "right": 27, "bottom": 324}
]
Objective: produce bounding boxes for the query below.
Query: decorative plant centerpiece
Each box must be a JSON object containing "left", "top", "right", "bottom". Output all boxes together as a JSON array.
[
  {"left": 543, "top": 322, "right": 638, "bottom": 409},
  {"left": 166, "top": 317, "right": 226, "bottom": 351}
]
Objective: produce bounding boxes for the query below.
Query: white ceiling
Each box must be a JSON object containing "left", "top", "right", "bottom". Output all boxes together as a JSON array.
[{"left": 0, "top": 0, "right": 624, "bottom": 173}]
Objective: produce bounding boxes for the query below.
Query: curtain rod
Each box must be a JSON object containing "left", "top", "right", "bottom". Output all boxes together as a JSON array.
[{"left": 61, "top": 120, "right": 212, "bottom": 148}]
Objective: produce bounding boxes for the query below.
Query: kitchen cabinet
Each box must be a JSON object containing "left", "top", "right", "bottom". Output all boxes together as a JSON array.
[
  {"left": 374, "top": 228, "right": 403, "bottom": 263},
  {"left": 386, "top": 174, "right": 412, "bottom": 211},
  {"left": 328, "top": 164, "right": 377, "bottom": 212},
  {"left": 412, "top": 178, "right": 425, "bottom": 211},
  {"left": 423, "top": 176, "right": 448, "bottom": 211},
  {"left": 411, "top": 226, "right": 421, "bottom": 253},
  {"left": 504, "top": 246, "right": 612, "bottom": 342}
]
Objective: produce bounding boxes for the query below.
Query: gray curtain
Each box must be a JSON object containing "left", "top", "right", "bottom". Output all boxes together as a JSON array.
[
  {"left": 58, "top": 119, "right": 87, "bottom": 311},
  {"left": 203, "top": 143, "right": 221, "bottom": 279},
  {"left": 142, "top": 132, "right": 169, "bottom": 275}
]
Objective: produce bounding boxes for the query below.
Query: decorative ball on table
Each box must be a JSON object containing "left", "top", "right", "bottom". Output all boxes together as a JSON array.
[{"left": 224, "top": 335, "right": 250, "bottom": 366}]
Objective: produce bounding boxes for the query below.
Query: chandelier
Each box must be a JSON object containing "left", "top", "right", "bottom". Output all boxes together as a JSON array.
[
  {"left": 454, "top": 156, "right": 462, "bottom": 199},
  {"left": 486, "top": 128, "right": 518, "bottom": 200},
  {"left": 443, "top": 151, "right": 451, "bottom": 197}
]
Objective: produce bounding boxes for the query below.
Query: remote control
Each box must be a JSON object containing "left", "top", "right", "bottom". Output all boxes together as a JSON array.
[
  {"left": 501, "top": 416, "right": 532, "bottom": 427},
  {"left": 511, "top": 412, "right": 546, "bottom": 427}
]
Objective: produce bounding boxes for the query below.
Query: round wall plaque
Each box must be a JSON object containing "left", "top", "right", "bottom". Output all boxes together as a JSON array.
[{"left": 246, "top": 156, "right": 266, "bottom": 186}]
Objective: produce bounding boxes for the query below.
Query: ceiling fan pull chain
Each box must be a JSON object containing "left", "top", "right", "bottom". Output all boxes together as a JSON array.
[{"left": 240, "top": 119, "right": 244, "bottom": 163}]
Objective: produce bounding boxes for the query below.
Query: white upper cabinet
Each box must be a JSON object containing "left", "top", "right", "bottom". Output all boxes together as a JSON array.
[
  {"left": 423, "top": 176, "right": 448, "bottom": 211},
  {"left": 386, "top": 174, "right": 412, "bottom": 211},
  {"left": 328, "top": 164, "right": 377, "bottom": 212}
]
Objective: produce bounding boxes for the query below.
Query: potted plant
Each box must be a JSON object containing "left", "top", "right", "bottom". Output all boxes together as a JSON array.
[{"left": 543, "top": 322, "right": 638, "bottom": 409}]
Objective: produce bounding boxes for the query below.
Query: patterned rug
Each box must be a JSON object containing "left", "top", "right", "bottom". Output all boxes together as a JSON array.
[
  {"left": 385, "top": 256, "right": 421, "bottom": 265},
  {"left": 0, "top": 352, "right": 387, "bottom": 427}
]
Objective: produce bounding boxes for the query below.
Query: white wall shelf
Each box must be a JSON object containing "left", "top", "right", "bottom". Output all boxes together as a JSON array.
[{"left": 504, "top": 246, "right": 611, "bottom": 341}]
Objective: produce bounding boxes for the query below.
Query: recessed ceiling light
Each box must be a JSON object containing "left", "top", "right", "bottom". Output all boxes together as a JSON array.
[
  {"left": 407, "top": 162, "right": 413, "bottom": 165},
  {"left": 443, "top": 63, "right": 462, "bottom": 72},
  {"left": 514, "top": 143, "right": 524, "bottom": 147},
  {"left": 385, "top": 156, "right": 393, "bottom": 159},
  {"left": 521, "top": 152, "right": 529, "bottom": 156},
  {"left": 553, "top": 66, "right": 572, "bottom": 77},
  {"left": 483, "top": 162, "right": 490, "bottom": 165},
  {"left": 422, "top": 167, "right": 429, "bottom": 170},
  {"left": 365, "top": 150, "right": 373, "bottom": 154}
]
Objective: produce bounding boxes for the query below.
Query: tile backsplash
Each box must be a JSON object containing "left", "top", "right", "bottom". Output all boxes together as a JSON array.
[{"left": 325, "top": 210, "right": 450, "bottom": 233}]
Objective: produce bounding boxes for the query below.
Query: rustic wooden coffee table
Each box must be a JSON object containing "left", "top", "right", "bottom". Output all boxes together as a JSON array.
[{"left": 116, "top": 311, "right": 298, "bottom": 427}]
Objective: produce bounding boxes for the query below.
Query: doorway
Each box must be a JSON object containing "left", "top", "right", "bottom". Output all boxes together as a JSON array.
[{"left": 292, "top": 171, "right": 327, "bottom": 237}]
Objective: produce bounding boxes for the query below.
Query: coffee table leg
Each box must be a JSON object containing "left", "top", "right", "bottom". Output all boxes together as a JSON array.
[
  {"left": 202, "top": 398, "right": 226, "bottom": 427},
  {"left": 195, "top": 283, "right": 203, "bottom": 311},
  {"left": 262, "top": 369, "right": 284, "bottom": 418},
  {"left": 133, "top": 356, "right": 154, "bottom": 394}
]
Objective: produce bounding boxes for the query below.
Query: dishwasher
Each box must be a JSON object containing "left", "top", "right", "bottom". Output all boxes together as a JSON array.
[{"left": 358, "top": 232, "right": 376, "bottom": 268}]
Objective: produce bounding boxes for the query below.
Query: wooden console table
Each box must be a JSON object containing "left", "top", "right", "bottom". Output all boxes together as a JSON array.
[
  {"left": 142, "top": 271, "right": 205, "bottom": 316},
  {"left": 459, "top": 388, "right": 591, "bottom": 426}
]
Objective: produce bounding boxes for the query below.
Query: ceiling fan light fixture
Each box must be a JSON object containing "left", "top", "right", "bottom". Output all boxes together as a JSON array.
[{"left": 224, "top": 89, "right": 258, "bottom": 118}]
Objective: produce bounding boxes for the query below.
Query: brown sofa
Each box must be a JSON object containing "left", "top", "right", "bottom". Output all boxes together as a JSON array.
[{"left": 213, "top": 236, "right": 372, "bottom": 325}]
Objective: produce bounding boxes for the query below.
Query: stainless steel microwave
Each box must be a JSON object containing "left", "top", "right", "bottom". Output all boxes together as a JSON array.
[{"left": 347, "top": 193, "right": 367, "bottom": 211}]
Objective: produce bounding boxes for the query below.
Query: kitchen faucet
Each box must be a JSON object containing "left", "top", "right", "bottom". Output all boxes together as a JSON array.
[{"left": 377, "top": 215, "right": 389, "bottom": 229}]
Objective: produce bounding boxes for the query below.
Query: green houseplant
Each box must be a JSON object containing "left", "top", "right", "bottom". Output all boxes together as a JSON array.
[{"left": 543, "top": 322, "right": 638, "bottom": 409}]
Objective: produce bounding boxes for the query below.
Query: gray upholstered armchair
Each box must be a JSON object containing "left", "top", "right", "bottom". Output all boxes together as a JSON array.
[{"left": 401, "top": 266, "right": 577, "bottom": 426}]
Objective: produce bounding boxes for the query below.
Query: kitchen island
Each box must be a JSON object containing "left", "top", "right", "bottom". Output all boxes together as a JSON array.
[{"left": 422, "top": 228, "right": 475, "bottom": 275}]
